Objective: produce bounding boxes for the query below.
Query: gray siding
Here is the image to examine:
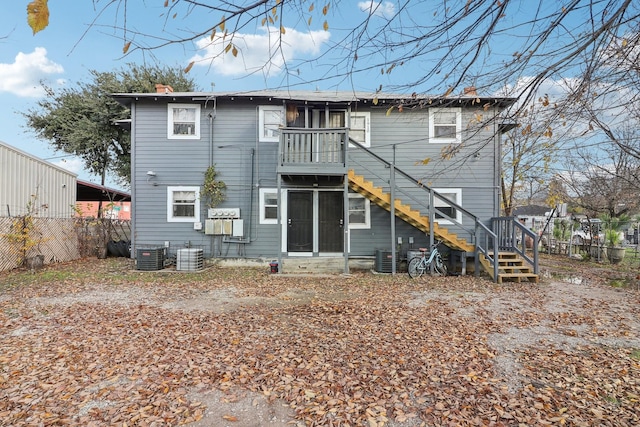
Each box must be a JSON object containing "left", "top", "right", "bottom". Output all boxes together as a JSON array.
[
  {"left": 347, "top": 106, "right": 501, "bottom": 244},
  {"left": 349, "top": 204, "right": 432, "bottom": 258},
  {"left": 132, "top": 99, "right": 285, "bottom": 258},
  {"left": 131, "top": 96, "right": 503, "bottom": 260}
]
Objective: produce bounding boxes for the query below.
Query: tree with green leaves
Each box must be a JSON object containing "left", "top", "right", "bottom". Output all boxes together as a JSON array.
[{"left": 23, "top": 64, "right": 197, "bottom": 189}]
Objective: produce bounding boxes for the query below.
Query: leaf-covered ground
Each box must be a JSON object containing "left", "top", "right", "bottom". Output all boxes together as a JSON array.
[{"left": 0, "top": 257, "right": 639, "bottom": 426}]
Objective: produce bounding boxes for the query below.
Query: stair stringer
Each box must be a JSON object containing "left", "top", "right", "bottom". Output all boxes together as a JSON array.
[{"left": 347, "top": 170, "right": 474, "bottom": 253}]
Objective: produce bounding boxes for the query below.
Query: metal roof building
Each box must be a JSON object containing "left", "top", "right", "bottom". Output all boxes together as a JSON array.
[{"left": 0, "top": 141, "right": 77, "bottom": 218}]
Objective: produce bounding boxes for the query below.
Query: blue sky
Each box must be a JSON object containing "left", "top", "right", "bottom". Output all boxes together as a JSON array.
[
  {"left": 0, "top": 1, "right": 382, "bottom": 189},
  {"left": 0, "top": 1, "right": 619, "bottom": 190}
]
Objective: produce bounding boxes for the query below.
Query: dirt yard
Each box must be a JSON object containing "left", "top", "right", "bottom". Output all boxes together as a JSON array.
[{"left": 0, "top": 255, "right": 639, "bottom": 426}]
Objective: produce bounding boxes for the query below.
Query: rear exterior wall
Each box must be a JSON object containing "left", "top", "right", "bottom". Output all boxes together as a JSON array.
[{"left": 130, "top": 98, "right": 500, "bottom": 260}]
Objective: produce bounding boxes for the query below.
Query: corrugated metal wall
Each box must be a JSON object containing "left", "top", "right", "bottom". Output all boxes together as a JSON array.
[{"left": 0, "top": 141, "right": 77, "bottom": 218}]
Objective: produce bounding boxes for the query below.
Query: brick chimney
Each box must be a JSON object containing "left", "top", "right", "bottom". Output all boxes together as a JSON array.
[
  {"left": 155, "top": 84, "right": 174, "bottom": 94},
  {"left": 463, "top": 86, "right": 478, "bottom": 96}
]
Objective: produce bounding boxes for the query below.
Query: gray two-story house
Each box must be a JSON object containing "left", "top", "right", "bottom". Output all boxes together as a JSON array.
[{"left": 114, "top": 86, "right": 539, "bottom": 282}]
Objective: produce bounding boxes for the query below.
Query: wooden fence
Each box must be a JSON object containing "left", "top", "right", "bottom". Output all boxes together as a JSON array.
[{"left": 0, "top": 217, "right": 131, "bottom": 272}]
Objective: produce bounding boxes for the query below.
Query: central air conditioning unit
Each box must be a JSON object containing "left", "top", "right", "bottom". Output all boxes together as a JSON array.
[
  {"left": 176, "top": 248, "right": 204, "bottom": 271},
  {"left": 374, "top": 249, "right": 397, "bottom": 273},
  {"left": 136, "top": 247, "right": 165, "bottom": 271}
]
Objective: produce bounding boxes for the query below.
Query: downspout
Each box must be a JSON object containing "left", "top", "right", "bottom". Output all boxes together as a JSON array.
[
  {"left": 207, "top": 97, "right": 217, "bottom": 166},
  {"left": 208, "top": 113, "right": 214, "bottom": 167},
  {"left": 249, "top": 148, "right": 255, "bottom": 241},
  {"left": 343, "top": 106, "right": 351, "bottom": 275},
  {"left": 253, "top": 106, "right": 261, "bottom": 242},
  {"left": 390, "top": 144, "right": 396, "bottom": 274},
  {"left": 207, "top": 97, "right": 216, "bottom": 256},
  {"left": 130, "top": 103, "right": 137, "bottom": 257}
]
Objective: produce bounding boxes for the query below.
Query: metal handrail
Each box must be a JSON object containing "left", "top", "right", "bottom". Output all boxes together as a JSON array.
[
  {"left": 491, "top": 216, "right": 539, "bottom": 275},
  {"left": 347, "top": 137, "right": 501, "bottom": 279}
]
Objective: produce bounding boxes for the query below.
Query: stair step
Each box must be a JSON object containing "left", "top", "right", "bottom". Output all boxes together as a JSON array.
[
  {"left": 499, "top": 266, "right": 534, "bottom": 273},
  {"left": 498, "top": 261, "right": 526, "bottom": 267},
  {"left": 496, "top": 272, "right": 540, "bottom": 284}
]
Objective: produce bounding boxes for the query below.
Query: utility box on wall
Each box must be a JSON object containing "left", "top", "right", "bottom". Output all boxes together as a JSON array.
[
  {"left": 204, "top": 218, "right": 244, "bottom": 237},
  {"left": 204, "top": 208, "right": 243, "bottom": 236}
]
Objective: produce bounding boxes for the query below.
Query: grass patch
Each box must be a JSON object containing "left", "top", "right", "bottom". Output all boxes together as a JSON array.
[
  {"left": 0, "top": 268, "right": 81, "bottom": 291},
  {"left": 609, "top": 279, "right": 626, "bottom": 288},
  {"left": 630, "top": 349, "right": 640, "bottom": 360}
]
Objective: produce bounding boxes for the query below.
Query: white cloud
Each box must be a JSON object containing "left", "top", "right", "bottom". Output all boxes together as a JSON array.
[
  {"left": 358, "top": 1, "right": 396, "bottom": 19},
  {"left": 190, "top": 27, "right": 330, "bottom": 77},
  {"left": 0, "top": 47, "right": 64, "bottom": 97}
]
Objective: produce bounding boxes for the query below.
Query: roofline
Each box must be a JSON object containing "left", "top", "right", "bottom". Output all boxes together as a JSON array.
[
  {"left": 77, "top": 179, "right": 131, "bottom": 201},
  {"left": 112, "top": 90, "right": 517, "bottom": 108},
  {"left": 0, "top": 140, "right": 78, "bottom": 178}
]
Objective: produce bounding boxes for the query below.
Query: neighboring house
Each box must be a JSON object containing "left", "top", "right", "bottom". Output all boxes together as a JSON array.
[
  {"left": 75, "top": 201, "right": 131, "bottom": 220},
  {"left": 0, "top": 140, "right": 77, "bottom": 218},
  {"left": 75, "top": 180, "right": 131, "bottom": 219},
  {"left": 514, "top": 204, "right": 551, "bottom": 233},
  {"left": 114, "top": 87, "right": 538, "bottom": 282}
]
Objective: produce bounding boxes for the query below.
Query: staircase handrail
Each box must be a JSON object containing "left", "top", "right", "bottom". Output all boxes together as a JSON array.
[
  {"left": 348, "top": 138, "right": 479, "bottom": 229},
  {"left": 348, "top": 137, "right": 500, "bottom": 278},
  {"left": 491, "top": 216, "right": 539, "bottom": 275},
  {"left": 475, "top": 220, "right": 499, "bottom": 282}
]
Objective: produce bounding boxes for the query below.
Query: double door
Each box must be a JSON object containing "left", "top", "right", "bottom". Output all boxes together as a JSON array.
[{"left": 287, "top": 190, "right": 343, "bottom": 254}]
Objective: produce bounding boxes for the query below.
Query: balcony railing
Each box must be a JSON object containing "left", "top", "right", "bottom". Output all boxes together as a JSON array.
[{"left": 278, "top": 127, "right": 347, "bottom": 174}]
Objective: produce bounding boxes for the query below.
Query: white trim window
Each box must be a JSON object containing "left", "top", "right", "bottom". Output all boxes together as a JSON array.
[
  {"left": 259, "top": 188, "right": 278, "bottom": 224},
  {"left": 167, "top": 186, "right": 200, "bottom": 222},
  {"left": 349, "top": 112, "right": 370, "bottom": 147},
  {"left": 258, "top": 106, "right": 284, "bottom": 142},
  {"left": 433, "top": 188, "right": 462, "bottom": 224},
  {"left": 168, "top": 104, "right": 201, "bottom": 139},
  {"left": 348, "top": 193, "right": 370, "bottom": 229},
  {"left": 429, "top": 108, "right": 461, "bottom": 144}
]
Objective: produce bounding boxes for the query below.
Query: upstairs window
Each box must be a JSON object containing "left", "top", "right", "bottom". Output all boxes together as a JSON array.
[
  {"left": 349, "top": 112, "right": 370, "bottom": 147},
  {"left": 259, "top": 106, "right": 284, "bottom": 142},
  {"left": 429, "top": 108, "right": 461, "bottom": 144},
  {"left": 168, "top": 104, "right": 200, "bottom": 139},
  {"left": 167, "top": 186, "right": 200, "bottom": 222}
]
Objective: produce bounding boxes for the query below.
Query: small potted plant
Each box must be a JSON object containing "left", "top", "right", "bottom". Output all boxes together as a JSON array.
[{"left": 601, "top": 214, "right": 627, "bottom": 264}]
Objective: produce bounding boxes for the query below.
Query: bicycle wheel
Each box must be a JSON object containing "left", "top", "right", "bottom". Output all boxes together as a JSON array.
[
  {"left": 433, "top": 255, "right": 448, "bottom": 276},
  {"left": 408, "top": 257, "right": 427, "bottom": 278}
]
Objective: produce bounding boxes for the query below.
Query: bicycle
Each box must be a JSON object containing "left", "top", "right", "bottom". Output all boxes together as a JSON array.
[{"left": 407, "top": 240, "right": 448, "bottom": 278}]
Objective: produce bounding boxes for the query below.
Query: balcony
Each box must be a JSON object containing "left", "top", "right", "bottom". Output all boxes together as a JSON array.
[{"left": 278, "top": 127, "right": 348, "bottom": 176}]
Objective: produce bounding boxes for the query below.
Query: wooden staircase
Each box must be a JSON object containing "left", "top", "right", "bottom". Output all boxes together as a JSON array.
[
  {"left": 348, "top": 170, "right": 539, "bottom": 283},
  {"left": 348, "top": 170, "right": 473, "bottom": 252},
  {"left": 480, "top": 252, "right": 539, "bottom": 284}
]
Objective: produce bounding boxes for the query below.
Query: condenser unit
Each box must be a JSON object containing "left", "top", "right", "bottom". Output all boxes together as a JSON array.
[
  {"left": 374, "top": 249, "right": 397, "bottom": 273},
  {"left": 176, "top": 248, "right": 204, "bottom": 271},
  {"left": 136, "top": 247, "right": 165, "bottom": 271}
]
